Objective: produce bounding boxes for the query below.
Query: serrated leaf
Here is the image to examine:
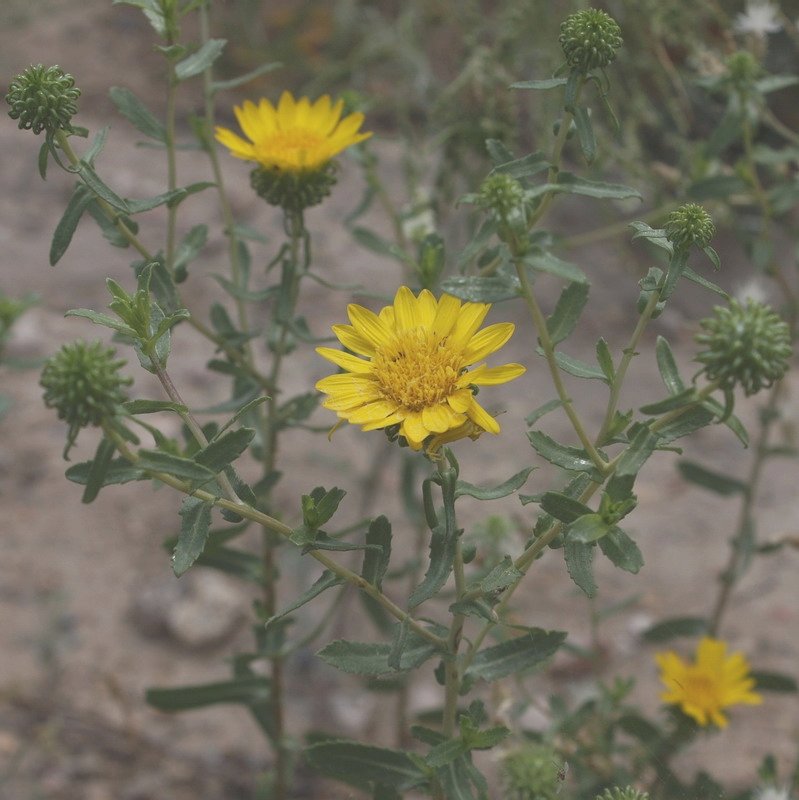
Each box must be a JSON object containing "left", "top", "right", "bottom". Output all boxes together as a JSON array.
[
  {"left": 677, "top": 460, "right": 747, "bottom": 495},
  {"left": 595, "top": 337, "right": 615, "bottom": 382},
  {"left": 426, "top": 738, "right": 469, "bottom": 769},
  {"left": 123, "top": 399, "right": 188, "bottom": 415},
  {"left": 439, "top": 274, "right": 520, "bottom": 303},
  {"left": 194, "top": 427, "right": 255, "bottom": 473},
  {"left": 409, "top": 522, "right": 457, "bottom": 608},
  {"left": 528, "top": 430, "right": 604, "bottom": 481},
  {"left": 454, "top": 467, "right": 534, "bottom": 500},
  {"left": 305, "top": 740, "right": 426, "bottom": 791},
  {"left": 267, "top": 570, "right": 344, "bottom": 626},
  {"left": 109, "top": 86, "right": 166, "bottom": 141},
  {"left": 175, "top": 38, "right": 227, "bottom": 80},
  {"left": 564, "top": 540, "right": 597, "bottom": 596},
  {"left": 65, "top": 457, "right": 145, "bottom": 487},
  {"left": 539, "top": 492, "right": 594, "bottom": 523},
  {"left": 550, "top": 349, "right": 607, "bottom": 381},
  {"left": 136, "top": 449, "right": 217, "bottom": 482},
  {"left": 546, "top": 281, "right": 590, "bottom": 344},
  {"left": 615, "top": 424, "right": 659, "bottom": 477},
  {"left": 641, "top": 616, "right": 708, "bottom": 642},
  {"left": 50, "top": 184, "right": 93, "bottom": 266},
  {"left": 146, "top": 676, "right": 269, "bottom": 711},
  {"left": 467, "top": 628, "right": 566, "bottom": 681},
  {"left": 475, "top": 555, "right": 523, "bottom": 595},
  {"left": 64, "top": 308, "right": 137, "bottom": 337},
  {"left": 361, "top": 516, "right": 392, "bottom": 590},
  {"left": 317, "top": 632, "right": 440, "bottom": 676},
  {"left": 599, "top": 527, "right": 644, "bottom": 573},
  {"left": 523, "top": 251, "right": 588, "bottom": 284},
  {"left": 654, "top": 406, "right": 716, "bottom": 444},
  {"left": 567, "top": 513, "right": 610, "bottom": 544},
  {"left": 173, "top": 496, "right": 213, "bottom": 576}
]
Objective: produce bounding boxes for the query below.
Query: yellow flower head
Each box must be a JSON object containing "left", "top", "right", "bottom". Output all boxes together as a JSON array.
[
  {"left": 655, "top": 637, "right": 762, "bottom": 728},
  {"left": 315, "top": 287, "right": 526, "bottom": 452},
  {"left": 214, "top": 91, "right": 372, "bottom": 172}
]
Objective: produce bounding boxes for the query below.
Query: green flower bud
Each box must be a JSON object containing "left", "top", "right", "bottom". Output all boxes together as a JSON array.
[
  {"left": 6, "top": 64, "right": 80, "bottom": 136},
  {"left": 501, "top": 743, "right": 562, "bottom": 800},
  {"left": 477, "top": 173, "right": 525, "bottom": 222},
  {"left": 559, "top": 9, "right": 623, "bottom": 73},
  {"left": 664, "top": 203, "right": 715, "bottom": 252},
  {"left": 41, "top": 340, "right": 132, "bottom": 457},
  {"left": 250, "top": 162, "right": 338, "bottom": 213},
  {"left": 695, "top": 299, "right": 792, "bottom": 396},
  {"left": 595, "top": 788, "right": 650, "bottom": 800},
  {"left": 725, "top": 51, "right": 762, "bottom": 92}
]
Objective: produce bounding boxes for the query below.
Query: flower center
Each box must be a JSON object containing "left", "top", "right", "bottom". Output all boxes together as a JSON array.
[
  {"left": 258, "top": 129, "right": 325, "bottom": 166},
  {"left": 372, "top": 328, "right": 463, "bottom": 411},
  {"left": 683, "top": 669, "right": 721, "bottom": 709}
]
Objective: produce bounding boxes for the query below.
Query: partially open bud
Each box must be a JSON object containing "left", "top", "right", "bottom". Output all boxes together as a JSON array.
[
  {"left": 695, "top": 299, "right": 792, "bottom": 396},
  {"left": 41, "top": 340, "right": 132, "bottom": 457},
  {"left": 6, "top": 64, "right": 80, "bottom": 136},
  {"left": 501, "top": 742, "right": 562, "bottom": 800},
  {"left": 725, "top": 50, "right": 763, "bottom": 92},
  {"left": 595, "top": 789, "right": 650, "bottom": 800},
  {"left": 664, "top": 203, "right": 715, "bottom": 252},
  {"left": 559, "top": 9, "right": 623, "bottom": 73}
]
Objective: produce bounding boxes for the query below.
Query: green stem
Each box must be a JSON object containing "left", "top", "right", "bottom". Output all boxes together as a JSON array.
[
  {"left": 104, "top": 425, "right": 447, "bottom": 649},
  {"left": 164, "top": 58, "right": 179, "bottom": 271},
  {"left": 514, "top": 256, "right": 607, "bottom": 471}
]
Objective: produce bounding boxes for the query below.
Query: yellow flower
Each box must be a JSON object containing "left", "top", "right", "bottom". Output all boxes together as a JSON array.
[
  {"left": 214, "top": 91, "right": 372, "bottom": 172},
  {"left": 655, "top": 637, "right": 762, "bottom": 728},
  {"left": 315, "top": 287, "right": 526, "bottom": 451}
]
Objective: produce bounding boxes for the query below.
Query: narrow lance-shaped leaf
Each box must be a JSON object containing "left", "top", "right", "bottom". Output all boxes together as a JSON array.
[
  {"left": 467, "top": 628, "right": 567, "bottom": 681},
  {"left": 194, "top": 427, "right": 255, "bottom": 473},
  {"left": 677, "top": 460, "right": 747, "bottom": 496},
  {"left": 546, "top": 281, "right": 590, "bottom": 344},
  {"left": 573, "top": 106, "right": 596, "bottom": 164},
  {"left": 146, "top": 675, "right": 269, "bottom": 711},
  {"left": 172, "top": 496, "right": 213, "bottom": 576},
  {"left": 454, "top": 466, "right": 535, "bottom": 500},
  {"left": 528, "top": 430, "right": 604, "bottom": 481},
  {"left": 361, "top": 515, "right": 392, "bottom": 589},
  {"left": 409, "top": 522, "right": 457, "bottom": 608},
  {"left": 109, "top": 86, "right": 166, "bottom": 141},
  {"left": 81, "top": 436, "right": 116, "bottom": 504},
  {"left": 174, "top": 38, "right": 227, "bottom": 81},
  {"left": 50, "top": 184, "right": 93, "bottom": 266}
]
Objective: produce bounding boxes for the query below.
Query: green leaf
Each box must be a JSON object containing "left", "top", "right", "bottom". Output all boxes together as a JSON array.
[
  {"left": 683, "top": 266, "right": 727, "bottom": 297},
  {"left": 525, "top": 398, "right": 563, "bottom": 426},
  {"left": 317, "top": 632, "right": 440, "bottom": 676},
  {"left": 172, "top": 497, "right": 213, "bottom": 576},
  {"left": 751, "top": 671, "right": 798, "bottom": 692},
  {"left": 539, "top": 492, "right": 594, "bottom": 523},
  {"left": 64, "top": 307, "right": 137, "bottom": 337},
  {"left": 528, "top": 430, "right": 604, "bottom": 481},
  {"left": 83, "top": 126, "right": 109, "bottom": 166},
  {"left": 65, "top": 457, "right": 145, "bottom": 487},
  {"left": 490, "top": 151, "right": 549, "bottom": 179},
  {"left": 573, "top": 106, "right": 596, "bottom": 164},
  {"left": 146, "top": 676, "right": 269, "bottom": 711},
  {"left": 351, "top": 226, "right": 413, "bottom": 266},
  {"left": 174, "top": 38, "right": 227, "bottom": 81},
  {"left": 630, "top": 221, "right": 671, "bottom": 252},
  {"left": 439, "top": 274, "right": 520, "bottom": 303},
  {"left": 191, "top": 544, "right": 264, "bottom": 584},
  {"left": 425, "top": 738, "right": 469, "bottom": 769},
  {"left": 599, "top": 527, "right": 644, "bottom": 573},
  {"left": 173, "top": 224, "right": 208, "bottom": 278},
  {"left": 617, "top": 713, "right": 664, "bottom": 748},
  {"left": 595, "top": 338, "right": 615, "bottom": 382},
  {"left": 305, "top": 740, "right": 426, "bottom": 791},
  {"left": 109, "top": 86, "right": 166, "bottom": 141},
  {"left": 50, "top": 184, "right": 93, "bottom": 266},
  {"left": 81, "top": 437, "right": 116, "bottom": 504},
  {"left": 523, "top": 251, "right": 588, "bottom": 284},
  {"left": 655, "top": 336, "right": 686, "bottom": 395},
  {"left": 112, "top": 0, "right": 166, "bottom": 36},
  {"left": 755, "top": 74, "right": 799, "bottom": 93},
  {"left": 361, "top": 516, "right": 392, "bottom": 590},
  {"left": 210, "top": 61, "right": 282, "bottom": 93},
  {"left": 511, "top": 77, "right": 568, "bottom": 90},
  {"left": 136, "top": 449, "right": 217, "bottom": 482},
  {"left": 556, "top": 171, "right": 641, "bottom": 200},
  {"left": 474, "top": 556, "right": 523, "bottom": 595},
  {"left": 77, "top": 161, "right": 130, "bottom": 212},
  {"left": 549, "top": 349, "right": 607, "bottom": 381},
  {"left": 409, "top": 522, "right": 457, "bottom": 608},
  {"left": 567, "top": 513, "right": 610, "bottom": 544},
  {"left": 268, "top": 570, "right": 344, "bottom": 626},
  {"left": 454, "top": 467, "right": 534, "bottom": 500},
  {"left": 655, "top": 406, "right": 716, "bottom": 444},
  {"left": 564, "top": 540, "right": 596, "bottom": 596},
  {"left": 467, "top": 628, "right": 566, "bottom": 682},
  {"left": 641, "top": 616, "right": 708, "bottom": 642},
  {"left": 194, "top": 427, "right": 255, "bottom": 473},
  {"left": 123, "top": 399, "right": 188, "bottom": 415},
  {"left": 687, "top": 175, "right": 748, "bottom": 201},
  {"left": 546, "top": 281, "right": 590, "bottom": 344},
  {"left": 302, "top": 486, "right": 346, "bottom": 529},
  {"left": 677, "top": 460, "right": 747, "bottom": 496},
  {"left": 615, "top": 424, "right": 659, "bottom": 477}
]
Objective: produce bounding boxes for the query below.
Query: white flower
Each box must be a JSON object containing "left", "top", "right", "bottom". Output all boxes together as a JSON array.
[
  {"left": 734, "top": 1, "right": 782, "bottom": 36},
  {"left": 754, "top": 786, "right": 792, "bottom": 800}
]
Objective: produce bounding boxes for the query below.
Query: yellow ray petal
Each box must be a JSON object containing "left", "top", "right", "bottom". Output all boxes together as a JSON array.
[
  {"left": 462, "top": 323, "right": 515, "bottom": 363},
  {"left": 315, "top": 347, "right": 373, "bottom": 373},
  {"left": 422, "top": 403, "right": 458, "bottom": 433},
  {"left": 393, "top": 285, "right": 419, "bottom": 331},
  {"left": 348, "top": 304, "right": 393, "bottom": 348},
  {"left": 466, "top": 399, "right": 500, "bottom": 434},
  {"left": 433, "top": 293, "right": 461, "bottom": 338},
  {"left": 449, "top": 302, "right": 491, "bottom": 349},
  {"left": 401, "top": 411, "right": 428, "bottom": 445},
  {"left": 346, "top": 400, "right": 400, "bottom": 425},
  {"left": 331, "top": 324, "right": 375, "bottom": 357}
]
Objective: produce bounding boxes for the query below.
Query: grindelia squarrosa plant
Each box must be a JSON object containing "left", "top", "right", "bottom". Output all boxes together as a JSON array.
[{"left": 7, "top": 2, "right": 799, "bottom": 799}]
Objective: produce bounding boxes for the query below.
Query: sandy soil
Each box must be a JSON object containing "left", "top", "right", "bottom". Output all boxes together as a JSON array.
[{"left": 1, "top": 3, "right": 797, "bottom": 799}]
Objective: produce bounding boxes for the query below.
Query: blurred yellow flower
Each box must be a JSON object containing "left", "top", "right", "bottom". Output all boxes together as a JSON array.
[
  {"left": 315, "top": 287, "right": 525, "bottom": 452},
  {"left": 656, "top": 637, "right": 761, "bottom": 728},
  {"left": 214, "top": 91, "right": 371, "bottom": 172}
]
